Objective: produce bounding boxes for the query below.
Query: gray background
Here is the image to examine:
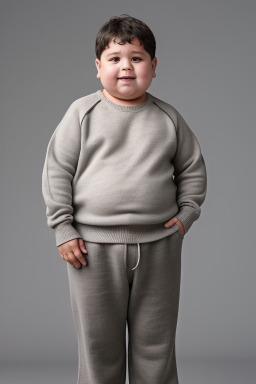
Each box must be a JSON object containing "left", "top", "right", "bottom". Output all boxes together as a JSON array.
[{"left": 1, "top": 0, "right": 255, "bottom": 383}]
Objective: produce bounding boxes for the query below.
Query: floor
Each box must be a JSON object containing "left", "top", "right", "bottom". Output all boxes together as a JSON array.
[{"left": 0, "top": 358, "right": 255, "bottom": 383}]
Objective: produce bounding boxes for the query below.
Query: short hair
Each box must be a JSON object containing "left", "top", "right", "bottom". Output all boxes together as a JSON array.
[{"left": 95, "top": 14, "right": 156, "bottom": 61}]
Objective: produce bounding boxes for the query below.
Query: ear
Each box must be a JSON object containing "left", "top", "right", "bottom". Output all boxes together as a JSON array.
[
  {"left": 152, "top": 57, "right": 157, "bottom": 78},
  {"left": 95, "top": 58, "right": 101, "bottom": 79}
]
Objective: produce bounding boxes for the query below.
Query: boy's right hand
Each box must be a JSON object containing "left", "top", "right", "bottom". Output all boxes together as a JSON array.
[{"left": 57, "top": 238, "right": 88, "bottom": 268}]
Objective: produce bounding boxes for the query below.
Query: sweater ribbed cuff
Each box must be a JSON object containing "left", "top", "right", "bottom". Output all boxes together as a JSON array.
[
  {"left": 54, "top": 222, "right": 83, "bottom": 247},
  {"left": 174, "top": 205, "right": 201, "bottom": 234}
]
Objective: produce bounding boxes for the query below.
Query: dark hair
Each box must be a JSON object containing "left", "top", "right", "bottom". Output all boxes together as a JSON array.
[{"left": 95, "top": 14, "right": 156, "bottom": 60}]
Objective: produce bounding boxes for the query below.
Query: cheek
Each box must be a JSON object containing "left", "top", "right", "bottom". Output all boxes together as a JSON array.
[
  {"left": 137, "top": 64, "right": 152, "bottom": 79},
  {"left": 102, "top": 66, "right": 118, "bottom": 80}
]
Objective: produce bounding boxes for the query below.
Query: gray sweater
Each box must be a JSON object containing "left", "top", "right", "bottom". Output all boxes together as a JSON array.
[{"left": 42, "top": 89, "right": 207, "bottom": 247}]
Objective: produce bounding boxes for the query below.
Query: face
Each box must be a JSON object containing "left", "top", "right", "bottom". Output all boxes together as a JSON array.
[{"left": 95, "top": 37, "right": 157, "bottom": 105}]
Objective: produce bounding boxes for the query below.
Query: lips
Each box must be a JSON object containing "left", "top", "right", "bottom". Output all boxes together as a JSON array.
[{"left": 118, "top": 76, "right": 135, "bottom": 79}]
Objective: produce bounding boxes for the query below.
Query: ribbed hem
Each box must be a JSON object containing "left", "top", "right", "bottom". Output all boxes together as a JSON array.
[{"left": 73, "top": 222, "right": 182, "bottom": 244}]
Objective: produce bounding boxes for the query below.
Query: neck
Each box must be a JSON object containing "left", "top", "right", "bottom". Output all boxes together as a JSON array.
[{"left": 101, "top": 89, "right": 147, "bottom": 106}]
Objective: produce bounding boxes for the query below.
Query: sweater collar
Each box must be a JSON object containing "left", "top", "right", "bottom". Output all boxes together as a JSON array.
[{"left": 96, "top": 89, "right": 153, "bottom": 112}]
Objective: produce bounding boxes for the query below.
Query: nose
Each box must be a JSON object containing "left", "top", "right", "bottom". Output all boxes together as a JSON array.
[{"left": 120, "top": 58, "right": 133, "bottom": 71}]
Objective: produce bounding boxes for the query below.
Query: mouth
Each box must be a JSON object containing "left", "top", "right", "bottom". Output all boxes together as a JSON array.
[{"left": 118, "top": 76, "right": 135, "bottom": 80}]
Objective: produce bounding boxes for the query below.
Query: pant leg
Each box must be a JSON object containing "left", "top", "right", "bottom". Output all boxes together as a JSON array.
[
  {"left": 66, "top": 241, "right": 129, "bottom": 384},
  {"left": 126, "top": 230, "right": 184, "bottom": 384}
]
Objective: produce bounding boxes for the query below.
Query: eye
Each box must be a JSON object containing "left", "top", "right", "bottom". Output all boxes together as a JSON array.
[
  {"left": 109, "top": 57, "right": 142, "bottom": 62},
  {"left": 110, "top": 57, "right": 119, "bottom": 62}
]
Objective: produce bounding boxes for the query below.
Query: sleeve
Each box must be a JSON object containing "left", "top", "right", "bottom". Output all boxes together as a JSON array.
[
  {"left": 172, "top": 110, "right": 207, "bottom": 234},
  {"left": 42, "top": 101, "right": 83, "bottom": 247}
]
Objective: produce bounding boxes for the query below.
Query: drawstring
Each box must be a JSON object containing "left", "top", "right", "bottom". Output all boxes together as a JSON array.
[{"left": 131, "top": 243, "right": 140, "bottom": 270}]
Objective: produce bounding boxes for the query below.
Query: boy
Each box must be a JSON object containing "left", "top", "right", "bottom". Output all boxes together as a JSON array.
[{"left": 42, "top": 14, "right": 207, "bottom": 384}]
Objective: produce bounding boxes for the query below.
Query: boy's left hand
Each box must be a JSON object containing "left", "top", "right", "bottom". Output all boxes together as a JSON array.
[{"left": 163, "top": 217, "right": 185, "bottom": 236}]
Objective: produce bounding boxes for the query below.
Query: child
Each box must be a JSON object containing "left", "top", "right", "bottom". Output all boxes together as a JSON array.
[{"left": 42, "top": 14, "right": 207, "bottom": 384}]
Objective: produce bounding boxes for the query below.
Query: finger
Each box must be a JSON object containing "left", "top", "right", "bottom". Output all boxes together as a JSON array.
[
  {"left": 78, "top": 238, "right": 88, "bottom": 254},
  {"left": 164, "top": 217, "right": 178, "bottom": 228},
  {"left": 175, "top": 219, "right": 185, "bottom": 233},
  {"left": 177, "top": 222, "right": 185, "bottom": 235},
  {"left": 74, "top": 248, "right": 87, "bottom": 266},
  {"left": 67, "top": 251, "right": 81, "bottom": 269},
  {"left": 62, "top": 253, "right": 70, "bottom": 263}
]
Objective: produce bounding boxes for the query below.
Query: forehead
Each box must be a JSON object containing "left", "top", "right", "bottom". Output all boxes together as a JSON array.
[{"left": 103, "top": 37, "right": 146, "bottom": 55}]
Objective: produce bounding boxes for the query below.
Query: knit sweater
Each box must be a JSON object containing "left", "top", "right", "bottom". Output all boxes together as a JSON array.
[{"left": 42, "top": 89, "right": 207, "bottom": 247}]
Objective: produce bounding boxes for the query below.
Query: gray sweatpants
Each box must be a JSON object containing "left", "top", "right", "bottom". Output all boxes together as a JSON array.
[{"left": 66, "top": 229, "right": 184, "bottom": 384}]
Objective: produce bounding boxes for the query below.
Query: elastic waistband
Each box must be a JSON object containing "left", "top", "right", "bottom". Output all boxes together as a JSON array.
[{"left": 74, "top": 222, "right": 180, "bottom": 244}]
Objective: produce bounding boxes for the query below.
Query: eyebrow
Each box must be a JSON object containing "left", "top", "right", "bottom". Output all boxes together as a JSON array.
[{"left": 106, "top": 51, "right": 146, "bottom": 57}]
